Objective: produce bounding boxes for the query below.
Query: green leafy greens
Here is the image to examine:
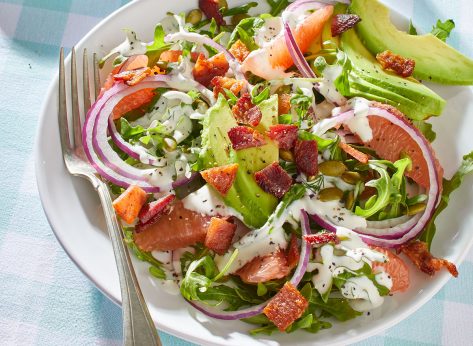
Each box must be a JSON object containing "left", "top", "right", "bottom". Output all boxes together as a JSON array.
[
  {"left": 431, "top": 19, "right": 455, "bottom": 42},
  {"left": 146, "top": 24, "right": 172, "bottom": 66}
]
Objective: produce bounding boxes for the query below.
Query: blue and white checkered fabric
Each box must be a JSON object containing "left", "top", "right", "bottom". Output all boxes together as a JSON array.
[{"left": 0, "top": 1, "right": 472, "bottom": 345}]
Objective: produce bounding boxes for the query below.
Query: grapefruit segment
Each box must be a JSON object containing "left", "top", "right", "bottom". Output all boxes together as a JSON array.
[{"left": 372, "top": 246, "right": 410, "bottom": 292}]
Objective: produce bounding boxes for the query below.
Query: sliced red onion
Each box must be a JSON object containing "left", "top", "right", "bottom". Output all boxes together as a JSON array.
[
  {"left": 165, "top": 31, "right": 246, "bottom": 82},
  {"left": 309, "top": 105, "right": 441, "bottom": 248},
  {"left": 185, "top": 210, "right": 312, "bottom": 320},
  {"left": 83, "top": 75, "right": 206, "bottom": 192},
  {"left": 286, "top": 0, "right": 349, "bottom": 12}
]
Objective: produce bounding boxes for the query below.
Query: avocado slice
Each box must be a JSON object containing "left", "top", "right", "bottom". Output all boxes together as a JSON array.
[
  {"left": 340, "top": 28, "right": 446, "bottom": 119},
  {"left": 350, "top": 0, "right": 473, "bottom": 85},
  {"left": 200, "top": 95, "right": 278, "bottom": 228}
]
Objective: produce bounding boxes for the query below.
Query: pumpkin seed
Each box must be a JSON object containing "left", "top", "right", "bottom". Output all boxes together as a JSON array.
[
  {"left": 163, "top": 137, "right": 178, "bottom": 152},
  {"left": 319, "top": 187, "right": 343, "bottom": 201},
  {"left": 341, "top": 171, "right": 362, "bottom": 185},
  {"left": 156, "top": 60, "right": 168, "bottom": 70},
  {"left": 279, "top": 149, "right": 294, "bottom": 162},
  {"left": 345, "top": 190, "right": 355, "bottom": 210},
  {"left": 406, "top": 203, "right": 427, "bottom": 216},
  {"left": 319, "top": 160, "right": 347, "bottom": 177},
  {"left": 186, "top": 9, "right": 203, "bottom": 25}
]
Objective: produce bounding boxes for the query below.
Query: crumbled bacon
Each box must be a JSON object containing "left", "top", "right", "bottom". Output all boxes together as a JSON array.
[
  {"left": 159, "top": 50, "right": 203, "bottom": 63},
  {"left": 286, "top": 234, "right": 300, "bottom": 269},
  {"left": 228, "top": 126, "right": 266, "bottom": 150},
  {"left": 229, "top": 40, "right": 250, "bottom": 62},
  {"left": 399, "top": 240, "right": 458, "bottom": 277},
  {"left": 236, "top": 249, "right": 291, "bottom": 283},
  {"left": 112, "top": 185, "right": 148, "bottom": 224},
  {"left": 294, "top": 139, "right": 318, "bottom": 176},
  {"left": 376, "top": 50, "right": 416, "bottom": 78},
  {"left": 204, "top": 217, "right": 237, "bottom": 255},
  {"left": 138, "top": 194, "right": 175, "bottom": 224},
  {"left": 339, "top": 141, "right": 369, "bottom": 163},
  {"left": 263, "top": 282, "right": 309, "bottom": 331},
  {"left": 199, "top": 0, "right": 226, "bottom": 26},
  {"left": 254, "top": 162, "right": 293, "bottom": 198},
  {"left": 211, "top": 76, "right": 246, "bottom": 99},
  {"left": 331, "top": 14, "right": 362, "bottom": 37},
  {"left": 232, "top": 93, "right": 262, "bottom": 127},
  {"left": 278, "top": 93, "right": 292, "bottom": 115},
  {"left": 304, "top": 231, "right": 340, "bottom": 245},
  {"left": 267, "top": 124, "right": 299, "bottom": 150},
  {"left": 201, "top": 164, "right": 239, "bottom": 196},
  {"left": 114, "top": 67, "right": 151, "bottom": 86},
  {"left": 193, "top": 52, "right": 229, "bottom": 87}
]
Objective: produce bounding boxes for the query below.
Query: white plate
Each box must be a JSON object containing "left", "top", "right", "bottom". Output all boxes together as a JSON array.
[{"left": 35, "top": 0, "right": 473, "bottom": 345}]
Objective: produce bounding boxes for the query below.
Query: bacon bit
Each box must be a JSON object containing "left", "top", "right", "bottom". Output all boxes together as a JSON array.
[
  {"left": 114, "top": 67, "right": 151, "bottom": 86},
  {"left": 201, "top": 164, "right": 239, "bottom": 196},
  {"left": 294, "top": 139, "right": 318, "bottom": 176},
  {"left": 228, "top": 126, "right": 267, "bottom": 150},
  {"left": 136, "top": 194, "right": 176, "bottom": 232},
  {"left": 120, "top": 54, "right": 149, "bottom": 71},
  {"left": 286, "top": 234, "right": 300, "bottom": 269},
  {"left": 111, "top": 88, "right": 156, "bottom": 120},
  {"left": 267, "top": 124, "right": 299, "bottom": 150},
  {"left": 150, "top": 65, "right": 166, "bottom": 75},
  {"left": 278, "top": 93, "right": 292, "bottom": 115},
  {"left": 376, "top": 50, "right": 416, "bottom": 78},
  {"left": 204, "top": 217, "right": 237, "bottom": 255},
  {"left": 211, "top": 76, "right": 245, "bottom": 99},
  {"left": 159, "top": 50, "right": 203, "bottom": 63},
  {"left": 339, "top": 141, "right": 369, "bottom": 163},
  {"left": 237, "top": 249, "right": 291, "bottom": 283},
  {"left": 331, "top": 14, "right": 362, "bottom": 37},
  {"left": 399, "top": 240, "right": 458, "bottom": 277},
  {"left": 112, "top": 185, "right": 148, "bottom": 224},
  {"left": 193, "top": 52, "right": 229, "bottom": 87},
  {"left": 304, "top": 231, "right": 340, "bottom": 245},
  {"left": 199, "top": 0, "right": 226, "bottom": 26},
  {"left": 254, "top": 162, "right": 293, "bottom": 199},
  {"left": 263, "top": 282, "right": 309, "bottom": 331},
  {"left": 232, "top": 93, "right": 262, "bottom": 127},
  {"left": 229, "top": 40, "right": 250, "bottom": 62}
]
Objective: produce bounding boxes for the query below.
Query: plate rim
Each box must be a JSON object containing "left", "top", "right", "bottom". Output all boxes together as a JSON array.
[{"left": 33, "top": 0, "right": 473, "bottom": 345}]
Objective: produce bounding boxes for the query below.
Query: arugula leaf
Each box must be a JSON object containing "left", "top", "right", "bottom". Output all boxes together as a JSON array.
[
  {"left": 278, "top": 114, "right": 293, "bottom": 124},
  {"left": 227, "top": 17, "right": 265, "bottom": 50},
  {"left": 310, "top": 292, "right": 361, "bottom": 321},
  {"left": 146, "top": 24, "right": 172, "bottom": 66},
  {"left": 221, "top": 2, "right": 258, "bottom": 17},
  {"left": 120, "top": 118, "right": 146, "bottom": 141},
  {"left": 431, "top": 19, "right": 455, "bottom": 42},
  {"left": 291, "top": 88, "right": 313, "bottom": 125},
  {"left": 298, "top": 130, "right": 336, "bottom": 151},
  {"left": 266, "top": 0, "right": 290, "bottom": 16},
  {"left": 420, "top": 151, "right": 473, "bottom": 248},
  {"left": 413, "top": 120, "right": 437, "bottom": 142},
  {"left": 251, "top": 86, "right": 271, "bottom": 105},
  {"left": 180, "top": 255, "right": 217, "bottom": 300},
  {"left": 123, "top": 228, "right": 166, "bottom": 280},
  {"left": 408, "top": 20, "right": 418, "bottom": 35},
  {"left": 334, "top": 51, "right": 352, "bottom": 96}
]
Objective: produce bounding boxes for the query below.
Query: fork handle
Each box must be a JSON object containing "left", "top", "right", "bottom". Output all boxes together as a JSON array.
[{"left": 95, "top": 179, "right": 161, "bottom": 346}]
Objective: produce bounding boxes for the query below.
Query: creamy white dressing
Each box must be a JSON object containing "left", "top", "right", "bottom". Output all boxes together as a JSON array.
[
  {"left": 162, "top": 90, "right": 193, "bottom": 104},
  {"left": 343, "top": 97, "right": 373, "bottom": 142},
  {"left": 318, "top": 64, "right": 347, "bottom": 106},
  {"left": 324, "top": 175, "right": 355, "bottom": 192},
  {"left": 182, "top": 185, "right": 242, "bottom": 218},
  {"left": 114, "top": 29, "right": 147, "bottom": 57},
  {"left": 160, "top": 15, "right": 180, "bottom": 34},
  {"left": 307, "top": 229, "right": 389, "bottom": 311},
  {"left": 255, "top": 17, "right": 283, "bottom": 47}
]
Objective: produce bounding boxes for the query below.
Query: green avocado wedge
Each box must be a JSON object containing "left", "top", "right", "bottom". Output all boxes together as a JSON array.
[
  {"left": 340, "top": 28, "right": 446, "bottom": 119},
  {"left": 199, "top": 95, "right": 278, "bottom": 228},
  {"left": 350, "top": 0, "right": 473, "bottom": 85}
]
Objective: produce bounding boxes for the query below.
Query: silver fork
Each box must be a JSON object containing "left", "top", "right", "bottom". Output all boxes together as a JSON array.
[{"left": 59, "top": 47, "right": 161, "bottom": 346}]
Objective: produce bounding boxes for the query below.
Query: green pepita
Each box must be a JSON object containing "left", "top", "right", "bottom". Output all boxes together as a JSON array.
[
  {"left": 164, "top": 136, "right": 178, "bottom": 152},
  {"left": 345, "top": 190, "right": 355, "bottom": 210},
  {"left": 341, "top": 171, "right": 362, "bottom": 185},
  {"left": 231, "top": 13, "right": 250, "bottom": 26},
  {"left": 319, "top": 187, "right": 344, "bottom": 202},
  {"left": 156, "top": 60, "right": 168, "bottom": 70},
  {"left": 406, "top": 203, "right": 427, "bottom": 215},
  {"left": 319, "top": 160, "right": 347, "bottom": 177},
  {"left": 186, "top": 9, "right": 203, "bottom": 25},
  {"left": 279, "top": 149, "right": 294, "bottom": 162}
]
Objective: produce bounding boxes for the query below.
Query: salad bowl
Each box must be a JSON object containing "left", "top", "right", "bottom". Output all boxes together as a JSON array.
[{"left": 35, "top": 0, "right": 473, "bottom": 345}]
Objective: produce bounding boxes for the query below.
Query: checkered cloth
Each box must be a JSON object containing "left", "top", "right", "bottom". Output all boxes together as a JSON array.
[{"left": 0, "top": 1, "right": 472, "bottom": 345}]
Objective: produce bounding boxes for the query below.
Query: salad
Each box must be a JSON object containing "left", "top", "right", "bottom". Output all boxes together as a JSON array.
[{"left": 86, "top": 0, "right": 473, "bottom": 336}]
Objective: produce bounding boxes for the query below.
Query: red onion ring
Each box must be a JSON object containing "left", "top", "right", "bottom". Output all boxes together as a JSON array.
[
  {"left": 309, "top": 105, "right": 441, "bottom": 248},
  {"left": 185, "top": 210, "right": 312, "bottom": 320}
]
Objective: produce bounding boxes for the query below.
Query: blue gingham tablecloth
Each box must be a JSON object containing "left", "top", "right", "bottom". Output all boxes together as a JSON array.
[{"left": 0, "top": 1, "right": 472, "bottom": 345}]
